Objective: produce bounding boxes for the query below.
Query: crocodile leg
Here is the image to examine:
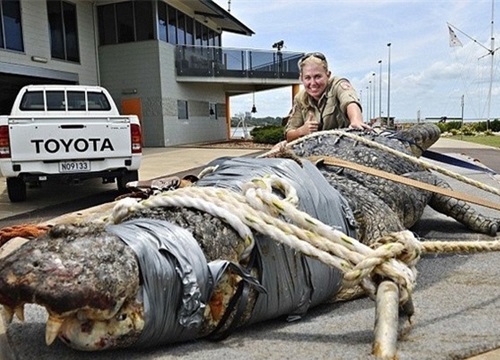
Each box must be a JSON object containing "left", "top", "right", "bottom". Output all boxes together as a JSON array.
[{"left": 407, "top": 172, "right": 499, "bottom": 236}]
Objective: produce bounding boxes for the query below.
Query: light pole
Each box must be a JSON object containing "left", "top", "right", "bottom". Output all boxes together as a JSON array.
[
  {"left": 372, "top": 72, "right": 376, "bottom": 121},
  {"left": 387, "top": 43, "right": 391, "bottom": 128},
  {"left": 460, "top": 94, "right": 465, "bottom": 140},
  {"left": 368, "top": 82, "right": 372, "bottom": 123},
  {"left": 366, "top": 85, "right": 370, "bottom": 123},
  {"left": 378, "top": 60, "right": 382, "bottom": 120}
]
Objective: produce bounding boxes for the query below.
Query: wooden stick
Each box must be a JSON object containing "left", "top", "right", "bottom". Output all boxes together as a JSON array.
[{"left": 372, "top": 281, "right": 400, "bottom": 359}]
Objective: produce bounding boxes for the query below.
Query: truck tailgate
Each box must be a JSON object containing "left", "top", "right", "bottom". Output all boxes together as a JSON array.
[{"left": 9, "top": 118, "right": 132, "bottom": 162}]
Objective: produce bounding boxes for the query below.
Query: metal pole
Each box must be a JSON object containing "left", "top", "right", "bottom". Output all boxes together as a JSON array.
[
  {"left": 366, "top": 86, "right": 370, "bottom": 123},
  {"left": 368, "top": 82, "right": 372, "bottom": 124},
  {"left": 461, "top": 94, "right": 465, "bottom": 140},
  {"left": 386, "top": 44, "right": 391, "bottom": 127},
  {"left": 378, "top": 60, "right": 382, "bottom": 120},
  {"left": 486, "top": 0, "right": 494, "bottom": 131},
  {"left": 372, "top": 72, "right": 376, "bottom": 120}
]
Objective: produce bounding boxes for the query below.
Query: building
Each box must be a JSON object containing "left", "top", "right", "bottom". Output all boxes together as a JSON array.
[{"left": 0, "top": 0, "right": 303, "bottom": 147}]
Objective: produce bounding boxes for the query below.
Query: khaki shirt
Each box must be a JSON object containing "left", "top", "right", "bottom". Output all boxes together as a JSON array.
[{"left": 285, "top": 76, "right": 362, "bottom": 133}]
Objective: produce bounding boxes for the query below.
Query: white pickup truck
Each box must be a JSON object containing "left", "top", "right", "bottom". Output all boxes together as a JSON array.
[{"left": 0, "top": 84, "right": 142, "bottom": 202}]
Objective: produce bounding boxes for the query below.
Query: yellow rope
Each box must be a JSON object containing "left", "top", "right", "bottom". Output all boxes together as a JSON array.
[
  {"left": 111, "top": 176, "right": 421, "bottom": 304},
  {"left": 421, "top": 239, "right": 500, "bottom": 254},
  {"left": 260, "top": 130, "right": 500, "bottom": 198},
  {"left": 110, "top": 175, "right": 500, "bottom": 306}
]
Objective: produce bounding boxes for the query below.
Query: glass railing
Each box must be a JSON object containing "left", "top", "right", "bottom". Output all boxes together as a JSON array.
[{"left": 175, "top": 45, "right": 304, "bottom": 80}]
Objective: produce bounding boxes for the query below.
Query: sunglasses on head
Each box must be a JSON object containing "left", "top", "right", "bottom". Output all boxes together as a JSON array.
[{"left": 299, "top": 52, "right": 326, "bottom": 65}]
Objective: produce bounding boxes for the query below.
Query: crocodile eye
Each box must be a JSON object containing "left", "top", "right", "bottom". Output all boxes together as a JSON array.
[
  {"left": 77, "top": 310, "right": 88, "bottom": 321},
  {"left": 116, "top": 313, "right": 127, "bottom": 321}
]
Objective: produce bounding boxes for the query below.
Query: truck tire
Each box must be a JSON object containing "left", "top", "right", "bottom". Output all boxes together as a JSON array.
[
  {"left": 117, "top": 170, "right": 139, "bottom": 193},
  {"left": 7, "top": 177, "right": 27, "bottom": 202}
]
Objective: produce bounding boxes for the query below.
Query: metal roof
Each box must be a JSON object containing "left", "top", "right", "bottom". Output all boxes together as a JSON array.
[{"left": 193, "top": 0, "right": 254, "bottom": 36}]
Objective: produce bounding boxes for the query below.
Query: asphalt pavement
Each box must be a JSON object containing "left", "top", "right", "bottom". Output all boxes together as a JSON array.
[{"left": 1, "top": 137, "right": 500, "bottom": 360}]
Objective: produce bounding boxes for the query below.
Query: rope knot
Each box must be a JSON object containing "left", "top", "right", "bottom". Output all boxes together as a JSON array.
[{"left": 370, "top": 230, "right": 423, "bottom": 268}]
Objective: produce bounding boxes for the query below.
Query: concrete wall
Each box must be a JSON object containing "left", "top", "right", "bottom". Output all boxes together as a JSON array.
[
  {"left": 98, "top": 41, "right": 164, "bottom": 147},
  {"left": 99, "top": 40, "right": 229, "bottom": 147},
  {"left": 0, "top": 0, "right": 99, "bottom": 85},
  {"left": 158, "top": 42, "right": 227, "bottom": 146}
]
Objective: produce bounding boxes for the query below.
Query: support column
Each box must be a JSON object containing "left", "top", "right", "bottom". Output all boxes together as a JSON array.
[{"left": 225, "top": 93, "right": 231, "bottom": 140}]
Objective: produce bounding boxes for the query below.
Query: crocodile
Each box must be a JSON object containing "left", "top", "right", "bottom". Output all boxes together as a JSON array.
[
  {"left": 0, "top": 123, "right": 497, "bottom": 351},
  {"left": 282, "top": 123, "right": 498, "bottom": 242}
]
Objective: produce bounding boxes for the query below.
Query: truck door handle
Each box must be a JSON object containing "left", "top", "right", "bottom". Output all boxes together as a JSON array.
[{"left": 60, "top": 124, "right": 85, "bottom": 129}]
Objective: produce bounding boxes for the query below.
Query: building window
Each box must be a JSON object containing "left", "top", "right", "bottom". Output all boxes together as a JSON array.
[
  {"left": 47, "top": 0, "right": 79, "bottom": 62},
  {"left": 156, "top": 1, "right": 220, "bottom": 48},
  {"left": 177, "top": 100, "right": 188, "bottom": 120},
  {"left": 116, "top": 1, "right": 134, "bottom": 43},
  {"left": 185, "top": 16, "right": 194, "bottom": 45},
  {"left": 135, "top": 1, "right": 153, "bottom": 41},
  {"left": 194, "top": 21, "right": 202, "bottom": 46},
  {"left": 166, "top": 4, "right": 177, "bottom": 44},
  {"left": 158, "top": 2, "right": 167, "bottom": 42},
  {"left": 0, "top": 0, "right": 23, "bottom": 52},
  {"left": 97, "top": 1, "right": 222, "bottom": 48},
  {"left": 97, "top": 1, "right": 154, "bottom": 46},
  {"left": 209, "top": 103, "right": 217, "bottom": 120},
  {"left": 176, "top": 10, "right": 186, "bottom": 45}
]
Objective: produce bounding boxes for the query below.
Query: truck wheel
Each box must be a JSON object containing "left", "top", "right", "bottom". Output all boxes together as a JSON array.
[
  {"left": 117, "top": 170, "right": 139, "bottom": 193},
  {"left": 7, "top": 177, "right": 27, "bottom": 202}
]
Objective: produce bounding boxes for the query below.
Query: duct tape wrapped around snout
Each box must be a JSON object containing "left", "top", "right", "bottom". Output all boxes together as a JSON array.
[{"left": 106, "top": 219, "right": 264, "bottom": 347}]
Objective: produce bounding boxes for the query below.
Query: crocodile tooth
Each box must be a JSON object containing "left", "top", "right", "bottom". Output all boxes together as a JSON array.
[
  {"left": 2, "top": 305, "right": 14, "bottom": 323},
  {"left": 45, "top": 315, "right": 65, "bottom": 345},
  {"left": 14, "top": 304, "right": 25, "bottom": 321}
]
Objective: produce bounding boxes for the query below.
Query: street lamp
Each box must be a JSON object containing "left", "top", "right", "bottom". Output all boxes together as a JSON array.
[
  {"left": 378, "top": 60, "right": 382, "bottom": 120},
  {"left": 372, "top": 72, "right": 376, "bottom": 121},
  {"left": 365, "top": 85, "right": 370, "bottom": 123},
  {"left": 387, "top": 43, "right": 391, "bottom": 128}
]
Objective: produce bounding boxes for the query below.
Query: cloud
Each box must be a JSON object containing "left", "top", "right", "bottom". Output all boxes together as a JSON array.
[{"left": 215, "top": 0, "right": 500, "bottom": 121}]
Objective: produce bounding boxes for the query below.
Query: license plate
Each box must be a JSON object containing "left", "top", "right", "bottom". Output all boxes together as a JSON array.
[{"left": 59, "top": 160, "right": 91, "bottom": 173}]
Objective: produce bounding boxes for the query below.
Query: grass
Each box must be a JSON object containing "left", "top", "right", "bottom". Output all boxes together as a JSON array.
[{"left": 449, "top": 135, "right": 500, "bottom": 149}]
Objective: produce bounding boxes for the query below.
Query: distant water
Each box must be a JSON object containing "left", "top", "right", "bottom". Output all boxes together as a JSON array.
[
  {"left": 397, "top": 118, "right": 490, "bottom": 124},
  {"left": 230, "top": 126, "right": 254, "bottom": 139}
]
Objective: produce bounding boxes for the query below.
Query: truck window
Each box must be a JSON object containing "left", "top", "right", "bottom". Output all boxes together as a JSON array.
[
  {"left": 19, "top": 91, "right": 45, "bottom": 111},
  {"left": 87, "top": 92, "right": 112, "bottom": 111},
  {"left": 67, "top": 91, "right": 86, "bottom": 110},
  {"left": 46, "top": 91, "right": 66, "bottom": 110}
]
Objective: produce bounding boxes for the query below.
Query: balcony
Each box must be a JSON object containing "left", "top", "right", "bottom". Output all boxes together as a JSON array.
[{"left": 175, "top": 45, "right": 304, "bottom": 81}]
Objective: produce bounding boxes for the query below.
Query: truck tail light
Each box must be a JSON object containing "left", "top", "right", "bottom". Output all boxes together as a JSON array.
[
  {"left": 131, "top": 123, "right": 142, "bottom": 154},
  {"left": 0, "top": 125, "right": 11, "bottom": 158}
]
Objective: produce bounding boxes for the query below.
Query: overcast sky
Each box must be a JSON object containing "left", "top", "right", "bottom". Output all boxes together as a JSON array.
[{"left": 214, "top": 0, "right": 500, "bottom": 122}]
